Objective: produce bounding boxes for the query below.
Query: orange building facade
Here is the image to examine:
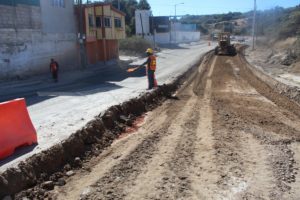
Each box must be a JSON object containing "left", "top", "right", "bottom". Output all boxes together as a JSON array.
[{"left": 83, "top": 3, "right": 126, "bottom": 64}]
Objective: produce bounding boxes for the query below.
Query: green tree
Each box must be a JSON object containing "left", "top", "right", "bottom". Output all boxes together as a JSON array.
[
  {"left": 137, "top": 0, "right": 150, "bottom": 10},
  {"left": 104, "top": 0, "right": 139, "bottom": 35}
]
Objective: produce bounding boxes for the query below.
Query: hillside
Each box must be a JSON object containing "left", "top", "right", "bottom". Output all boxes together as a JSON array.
[
  {"left": 180, "top": 12, "right": 248, "bottom": 35},
  {"left": 254, "top": 5, "right": 300, "bottom": 68},
  {"left": 180, "top": 5, "right": 300, "bottom": 38},
  {"left": 181, "top": 5, "right": 300, "bottom": 67}
]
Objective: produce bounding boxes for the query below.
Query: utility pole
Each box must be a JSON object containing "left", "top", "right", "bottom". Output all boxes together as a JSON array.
[
  {"left": 174, "top": 3, "right": 184, "bottom": 44},
  {"left": 252, "top": 0, "right": 256, "bottom": 51},
  {"left": 79, "top": 0, "right": 87, "bottom": 68},
  {"left": 139, "top": 13, "right": 145, "bottom": 38},
  {"left": 151, "top": 14, "right": 156, "bottom": 49}
]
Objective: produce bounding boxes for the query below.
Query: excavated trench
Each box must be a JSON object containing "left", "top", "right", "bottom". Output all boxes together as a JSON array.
[{"left": 3, "top": 46, "right": 300, "bottom": 199}]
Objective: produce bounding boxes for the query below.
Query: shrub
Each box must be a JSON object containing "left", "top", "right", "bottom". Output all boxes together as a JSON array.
[{"left": 119, "top": 37, "right": 153, "bottom": 55}]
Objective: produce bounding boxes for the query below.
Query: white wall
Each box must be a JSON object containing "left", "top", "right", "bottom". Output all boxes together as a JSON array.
[
  {"left": 145, "top": 32, "right": 170, "bottom": 44},
  {"left": 0, "top": 30, "right": 79, "bottom": 79},
  {"left": 0, "top": 0, "right": 80, "bottom": 79},
  {"left": 170, "top": 31, "right": 201, "bottom": 43},
  {"left": 144, "top": 31, "right": 200, "bottom": 45},
  {"left": 40, "top": 0, "right": 77, "bottom": 33},
  {"left": 135, "top": 10, "right": 151, "bottom": 35}
]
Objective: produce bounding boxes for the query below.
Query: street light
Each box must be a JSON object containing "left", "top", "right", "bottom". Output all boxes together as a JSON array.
[
  {"left": 174, "top": 3, "right": 184, "bottom": 44},
  {"left": 174, "top": 3, "right": 184, "bottom": 21}
]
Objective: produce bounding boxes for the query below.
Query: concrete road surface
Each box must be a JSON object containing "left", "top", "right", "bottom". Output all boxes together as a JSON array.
[{"left": 0, "top": 42, "right": 214, "bottom": 171}]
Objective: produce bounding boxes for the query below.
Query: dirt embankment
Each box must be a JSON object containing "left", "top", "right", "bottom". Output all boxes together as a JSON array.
[
  {"left": 247, "top": 37, "right": 300, "bottom": 76},
  {"left": 0, "top": 50, "right": 210, "bottom": 199},
  {"left": 241, "top": 45, "right": 300, "bottom": 114}
]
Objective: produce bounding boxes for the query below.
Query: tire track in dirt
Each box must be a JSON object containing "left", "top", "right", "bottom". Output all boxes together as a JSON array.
[
  {"left": 123, "top": 93, "right": 199, "bottom": 200},
  {"left": 120, "top": 55, "right": 213, "bottom": 200},
  {"left": 234, "top": 53, "right": 300, "bottom": 199},
  {"left": 155, "top": 97, "right": 199, "bottom": 200},
  {"left": 51, "top": 91, "right": 193, "bottom": 199},
  {"left": 189, "top": 56, "right": 224, "bottom": 199},
  {"left": 80, "top": 79, "right": 202, "bottom": 199},
  {"left": 210, "top": 54, "right": 300, "bottom": 199},
  {"left": 210, "top": 55, "right": 278, "bottom": 199},
  {"left": 152, "top": 56, "right": 217, "bottom": 200}
]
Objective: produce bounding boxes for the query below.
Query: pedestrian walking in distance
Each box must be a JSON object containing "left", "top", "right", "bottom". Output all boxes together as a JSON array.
[
  {"left": 140, "top": 48, "right": 158, "bottom": 90},
  {"left": 50, "top": 58, "right": 59, "bottom": 82}
]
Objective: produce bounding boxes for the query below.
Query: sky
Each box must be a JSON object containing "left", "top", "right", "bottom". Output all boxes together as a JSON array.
[{"left": 147, "top": 0, "right": 300, "bottom": 16}]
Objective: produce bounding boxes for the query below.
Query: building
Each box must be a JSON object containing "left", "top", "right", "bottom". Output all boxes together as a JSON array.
[
  {"left": 0, "top": 0, "right": 79, "bottom": 79},
  {"left": 135, "top": 9, "right": 152, "bottom": 36},
  {"left": 81, "top": 3, "right": 126, "bottom": 64},
  {"left": 135, "top": 10, "right": 200, "bottom": 44}
]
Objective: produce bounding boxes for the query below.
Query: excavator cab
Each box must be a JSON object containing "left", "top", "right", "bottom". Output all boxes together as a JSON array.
[{"left": 215, "top": 32, "right": 236, "bottom": 56}]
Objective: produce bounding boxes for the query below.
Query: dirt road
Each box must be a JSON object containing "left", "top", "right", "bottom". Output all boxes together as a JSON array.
[{"left": 48, "top": 50, "right": 300, "bottom": 200}]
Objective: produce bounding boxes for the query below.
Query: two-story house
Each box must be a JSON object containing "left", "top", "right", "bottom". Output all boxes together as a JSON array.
[{"left": 82, "top": 3, "right": 126, "bottom": 64}]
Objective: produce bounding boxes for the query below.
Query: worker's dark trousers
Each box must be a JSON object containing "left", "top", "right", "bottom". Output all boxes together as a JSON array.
[
  {"left": 52, "top": 71, "right": 58, "bottom": 82},
  {"left": 147, "top": 70, "right": 155, "bottom": 89}
]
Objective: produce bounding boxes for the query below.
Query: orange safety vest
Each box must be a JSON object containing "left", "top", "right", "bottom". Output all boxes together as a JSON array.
[
  {"left": 149, "top": 55, "right": 156, "bottom": 71},
  {"left": 50, "top": 63, "right": 57, "bottom": 72}
]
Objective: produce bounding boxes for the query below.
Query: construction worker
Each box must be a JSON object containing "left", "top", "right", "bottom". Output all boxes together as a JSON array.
[
  {"left": 140, "top": 48, "right": 157, "bottom": 90},
  {"left": 49, "top": 58, "right": 59, "bottom": 82}
]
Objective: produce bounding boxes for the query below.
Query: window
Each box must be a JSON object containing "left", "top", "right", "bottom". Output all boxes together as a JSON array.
[
  {"left": 51, "top": 0, "right": 65, "bottom": 8},
  {"left": 114, "top": 18, "right": 122, "bottom": 28},
  {"left": 88, "top": 14, "right": 94, "bottom": 28},
  {"left": 96, "top": 16, "right": 102, "bottom": 28},
  {"left": 104, "top": 17, "right": 111, "bottom": 28}
]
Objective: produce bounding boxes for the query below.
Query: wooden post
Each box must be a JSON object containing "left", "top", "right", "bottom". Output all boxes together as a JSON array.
[{"left": 101, "top": 5, "right": 107, "bottom": 62}]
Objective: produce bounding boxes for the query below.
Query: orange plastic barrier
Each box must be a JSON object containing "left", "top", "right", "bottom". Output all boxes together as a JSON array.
[
  {"left": 0, "top": 98, "right": 37, "bottom": 160},
  {"left": 154, "top": 74, "right": 158, "bottom": 87}
]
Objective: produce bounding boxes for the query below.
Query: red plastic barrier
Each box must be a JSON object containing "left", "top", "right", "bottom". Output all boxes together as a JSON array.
[{"left": 0, "top": 98, "right": 37, "bottom": 160}]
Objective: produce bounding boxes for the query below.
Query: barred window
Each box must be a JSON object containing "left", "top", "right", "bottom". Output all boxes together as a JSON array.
[
  {"left": 114, "top": 18, "right": 122, "bottom": 28},
  {"left": 88, "top": 14, "right": 94, "bottom": 27},
  {"left": 51, "top": 0, "right": 65, "bottom": 8},
  {"left": 96, "top": 16, "right": 102, "bottom": 28},
  {"left": 104, "top": 17, "right": 111, "bottom": 28}
]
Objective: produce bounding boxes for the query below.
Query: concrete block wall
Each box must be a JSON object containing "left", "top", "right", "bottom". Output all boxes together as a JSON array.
[
  {"left": 0, "top": 1, "right": 80, "bottom": 80},
  {"left": 0, "top": 30, "right": 79, "bottom": 79},
  {"left": 0, "top": 5, "right": 15, "bottom": 28},
  {"left": 0, "top": 4, "right": 41, "bottom": 29}
]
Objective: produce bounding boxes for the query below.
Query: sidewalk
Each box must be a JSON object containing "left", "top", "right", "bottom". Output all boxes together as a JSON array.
[{"left": 0, "top": 41, "right": 215, "bottom": 171}]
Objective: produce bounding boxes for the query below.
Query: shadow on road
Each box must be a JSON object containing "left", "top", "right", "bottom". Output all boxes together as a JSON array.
[
  {"left": 0, "top": 62, "right": 147, "bottom": 106},
  {"left": 0, "top": 144, "right": 38, "bottom": 167}
]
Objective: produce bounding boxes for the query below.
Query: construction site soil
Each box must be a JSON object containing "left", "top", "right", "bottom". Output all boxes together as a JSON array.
[{"left": 2, "top": 46, "right": 300, "bottom": 199}]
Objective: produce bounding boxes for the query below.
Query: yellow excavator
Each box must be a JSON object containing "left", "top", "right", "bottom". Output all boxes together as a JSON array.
[{"left": 214, "top": 32, "right": 236, "bottom": 56}]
